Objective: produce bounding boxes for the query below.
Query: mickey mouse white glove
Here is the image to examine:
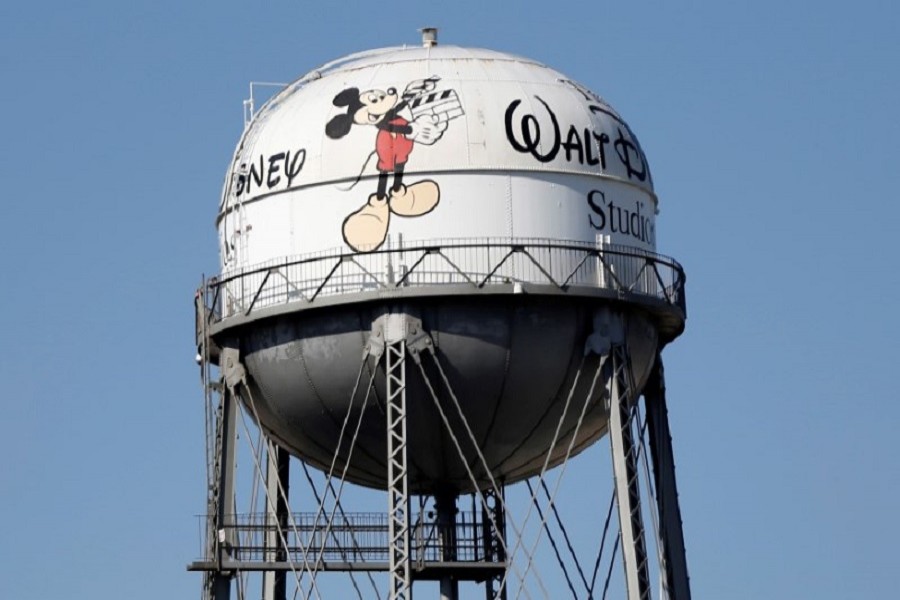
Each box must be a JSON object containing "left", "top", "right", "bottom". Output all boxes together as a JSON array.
[{"left": 407, "top": 114, "right": 448, "bottom": 145}]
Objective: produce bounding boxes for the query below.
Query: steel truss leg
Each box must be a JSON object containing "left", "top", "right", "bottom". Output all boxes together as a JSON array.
[
  {"left": 386, "top": 330, "right": 412, "bottom": 600},
  {"left": 644, "top": 357, "right": 692, "bottom": 600},
  {"left": 608, "top": 343, "right": 652, "bottom": 600}
]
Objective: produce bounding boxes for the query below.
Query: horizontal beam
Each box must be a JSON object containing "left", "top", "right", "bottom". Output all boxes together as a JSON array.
[{"left": 188, "top": 560, "right": 506, "bottom": 580}]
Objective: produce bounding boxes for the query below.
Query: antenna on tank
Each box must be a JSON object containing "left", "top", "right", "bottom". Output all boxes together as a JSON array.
[
  {"left": 420, "top": 27, "right": 438, "bottom": 47},
  {"left": 242, "top": 81, "right": 287, "bottom": 127}
]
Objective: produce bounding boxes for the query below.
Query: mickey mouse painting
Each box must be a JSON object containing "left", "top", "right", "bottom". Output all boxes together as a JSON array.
[{"left": 325, "top": 76, "right": 463, "bottom": 252}]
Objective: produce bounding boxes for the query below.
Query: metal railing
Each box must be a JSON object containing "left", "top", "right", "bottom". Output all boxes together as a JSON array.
[
  {"left": 209, "top": 510, "right": 502, "bottom": 564},
  {"left": 200, "top": 238, "right": 686, "bottom": 324}
]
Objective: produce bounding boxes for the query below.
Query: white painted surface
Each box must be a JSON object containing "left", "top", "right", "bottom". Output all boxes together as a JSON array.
[{"left": 218, "top": 45, "right": 658, "bottom": 274}]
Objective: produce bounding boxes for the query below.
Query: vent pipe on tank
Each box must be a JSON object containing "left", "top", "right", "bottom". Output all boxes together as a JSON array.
[{"left": 421, "top": 27, "right": 438, "bottom": 47}]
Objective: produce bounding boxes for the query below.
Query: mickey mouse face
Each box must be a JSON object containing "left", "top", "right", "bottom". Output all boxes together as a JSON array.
[
  {"left": 352, "top": 87, "right": 398, "bottom": 124},
  {"left": 325, "top": 86, "right": 399, "bottom": 139}
]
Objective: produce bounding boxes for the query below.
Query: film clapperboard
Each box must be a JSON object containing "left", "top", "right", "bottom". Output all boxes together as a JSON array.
[{"left": 409, "top": 89, "right": 465, "bottom": 126}]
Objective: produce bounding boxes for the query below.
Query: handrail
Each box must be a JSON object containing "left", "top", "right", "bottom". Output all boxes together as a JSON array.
[
  {"left": 200, "top": 239, "right": 686, "bottom": 325},
  {"left": 197, "top": 510, "right": 505, "bottom": 564}
]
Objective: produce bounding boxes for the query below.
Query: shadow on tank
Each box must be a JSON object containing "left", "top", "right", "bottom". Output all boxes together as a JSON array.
[{"left": 216, "top": 295, "right": 658, "bottom": 493}]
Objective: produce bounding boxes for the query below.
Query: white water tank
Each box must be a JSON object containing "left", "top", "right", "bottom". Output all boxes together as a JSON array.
[
  {"left": 204, "top": 40, "right": 685, "bottom": 493},
  {"left": 218, "top": 44, "right": 657, "bottom": 268}
]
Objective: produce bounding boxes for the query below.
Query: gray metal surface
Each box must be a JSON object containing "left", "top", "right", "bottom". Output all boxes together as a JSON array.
[{"left": 216, "top": 297, "right": 658, "bottom": 493}]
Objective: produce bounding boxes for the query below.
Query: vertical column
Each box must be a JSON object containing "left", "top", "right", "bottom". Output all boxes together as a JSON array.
[
  {"left": 435, "top": 492, "right": 459, "bottom": 600},
  {"left": 644, "top": 357, "right": 692, "bottom": 600},
  {"left": 482, "top": 487, "right": 508, "bottom": 600},
  {"left": 386, "top": 339, "right": 412, "bottom": 600},
  {"left": 608, "top": 343, "right": 651, "bottom": 600},
  {"left": 210, "top": 385, "right": 238, "bottom": 600},
  {"left": 263, "top": 443, "right": 290, "bottom": 600}
]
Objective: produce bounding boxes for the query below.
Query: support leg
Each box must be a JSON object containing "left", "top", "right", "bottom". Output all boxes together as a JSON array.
[
  {"left": 369, "top": 314, "right": 430, "bottom": 600},
  {"left": 482, "top": 487, "right": 508, "bottom": 600},
  {"left": 608, "top": 343, "right": 652, "bottom": 600},
  {"left": 644, "top": 357, "right": 691, "bottom": 600},
  {"left": 386, "top": 337, "right": 412, "bottom": 600},
  {"left": 262, "top": 443, "right": 290, "bottom": 600},
  {"left": 435, "top": 492, "right": 459, "bottom": 600},
  {"left": 209, "top": 384, "right": 238, "bottom": 600}
]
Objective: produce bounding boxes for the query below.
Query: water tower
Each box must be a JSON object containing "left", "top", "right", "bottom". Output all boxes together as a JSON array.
[{"left": 191, "top": 29, "right": 690, "bottom": 600}]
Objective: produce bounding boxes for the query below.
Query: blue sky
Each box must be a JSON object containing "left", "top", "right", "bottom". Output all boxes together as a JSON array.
[{"left": 1, "top": 1, "right": 898, "bottom": 598}]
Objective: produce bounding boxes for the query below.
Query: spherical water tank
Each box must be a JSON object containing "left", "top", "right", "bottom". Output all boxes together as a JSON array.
[{"left": 207, "top": 42, "right": 685, "bottom": 493}]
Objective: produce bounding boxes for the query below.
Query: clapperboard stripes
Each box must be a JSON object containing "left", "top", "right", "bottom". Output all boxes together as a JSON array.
[{"left": 410, "top": 89, "right": 465, "bottom": 123}]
